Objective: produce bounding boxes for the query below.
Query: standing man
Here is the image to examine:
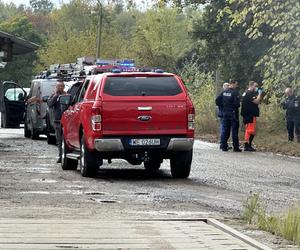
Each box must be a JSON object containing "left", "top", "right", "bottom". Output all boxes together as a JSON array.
[
  {"left": 282, "top": 88, "right": 300, "bottom": 142},
  {"left": 218, "top": 82, "right": 230, "bottom": 149},
  {"left": 216, "top": 79, "right": 241, "bottom": 152},
  {"left": 241, "top": 81, "right": 263, "bottom": 151},
  {"left": 47, "top": 80, "right": 66, "bottom": 163}
]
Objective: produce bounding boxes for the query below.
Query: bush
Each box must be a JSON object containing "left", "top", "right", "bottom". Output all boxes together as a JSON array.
[
  {"left": 178, "top": 59, "right": 219, "bottom": 136},
  {"left": 259, "top": 94, "right": 286, "bottom": 134},
  {"left": 243, "top": 194, "right": 300, "bottom": 245}
]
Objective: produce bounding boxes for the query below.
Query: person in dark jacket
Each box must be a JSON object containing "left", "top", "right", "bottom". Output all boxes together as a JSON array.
[
  {"left": 216, "top": 80, "right": 241, "bottom": 152},
  {"left": 241, "top": 81, "right": 263, "bottom": 151},
  {"left": 282, "top": 88, "right": 300, "bottom": 142},
  {"left": 218, "top": 82, "right": 230, "bottom": 149},
  {"left": 47, "top": 80, "right": 66, "bottom": 163}
]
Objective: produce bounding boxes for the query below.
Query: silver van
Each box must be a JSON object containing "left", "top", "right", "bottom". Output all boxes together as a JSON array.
[{"left": 24, "top": 79, "right": 57, "bottom": 139}]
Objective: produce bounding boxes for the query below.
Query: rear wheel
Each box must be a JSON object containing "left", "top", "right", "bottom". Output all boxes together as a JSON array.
[
  {"left": 170, "top": 150, "right": 192, "bottom": 179},
  {"left": 80, "top": 134, "right": 101, "bottom": 177},
  {"left": 61, "top": 134, "right": 78, "bottom": 170}
]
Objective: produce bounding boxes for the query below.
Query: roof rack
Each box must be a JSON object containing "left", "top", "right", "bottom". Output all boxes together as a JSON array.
[{"left": 35, "top": 58, "right": 164, "bottom": 79}]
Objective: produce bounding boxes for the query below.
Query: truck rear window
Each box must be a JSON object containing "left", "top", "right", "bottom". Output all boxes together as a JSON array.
[{"left": 103, "top": 76, "right": 183, "bottom": 96}]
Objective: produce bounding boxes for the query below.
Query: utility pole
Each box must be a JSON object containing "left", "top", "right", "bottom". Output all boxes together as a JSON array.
[{"left": 96, "top": 0, "right": 103, "bottom": 61}]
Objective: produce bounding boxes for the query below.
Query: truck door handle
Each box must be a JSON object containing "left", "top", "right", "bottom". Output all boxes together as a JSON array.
[
  {"left": 138, "top": 107, "right": 152, "bottom": 111},
  {"left": 75, "top": 107, "right": 81, "bottom": 111}
]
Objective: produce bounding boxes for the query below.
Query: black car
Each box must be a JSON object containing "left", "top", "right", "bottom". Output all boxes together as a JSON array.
[{"left": 0, "top": 81, "right": 28, "bottom": 128}]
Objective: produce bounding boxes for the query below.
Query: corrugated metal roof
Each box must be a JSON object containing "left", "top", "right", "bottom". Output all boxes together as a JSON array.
[{"left": 0, "top": 30, "right": 40, "bottom": 55}]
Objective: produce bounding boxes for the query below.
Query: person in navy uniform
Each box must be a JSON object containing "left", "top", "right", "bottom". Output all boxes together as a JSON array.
[
  {"left": 217, "top": 82, "right": 230, "bottom": 149},
  {"left": 216, "top": 79, "right": 241, "bottom": 152},
  {"left": 282, "top": 88, "right": 300, "bottom": 142}
]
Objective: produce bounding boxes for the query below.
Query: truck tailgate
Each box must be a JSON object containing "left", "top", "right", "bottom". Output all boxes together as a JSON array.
[{"left": 102, "top": 99, "right": 187, "bottom": 136}]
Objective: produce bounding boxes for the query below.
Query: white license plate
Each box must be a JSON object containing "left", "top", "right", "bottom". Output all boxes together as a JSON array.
[{"left": 130, "top": 139, "right": 161, "bottom": 146}]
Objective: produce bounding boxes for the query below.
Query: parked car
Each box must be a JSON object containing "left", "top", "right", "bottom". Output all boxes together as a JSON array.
[
  {"left": 45, "top": 79, "right": 83, "bottom": 144},
  {"left": 60, "top": 72, "right": 195, "bottom": 178},
  {"left": 0, "top": 81, "right": 28, "bottom": 128},
  {"left": 24, "top": 79, "right": 57, "bottom": 139}
]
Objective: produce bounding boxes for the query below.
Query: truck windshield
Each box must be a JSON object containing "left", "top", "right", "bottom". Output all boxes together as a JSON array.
[{"left": 103, "top": 76, "right": 183, "bottom": 96}]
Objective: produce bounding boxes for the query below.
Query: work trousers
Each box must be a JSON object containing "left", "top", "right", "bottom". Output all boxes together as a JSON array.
[
  {"left": 286, "top": 119, "right": 300, "bottom": 142},
  {"left": 221, "top": 112, "right": 239, "bottom": 150},
  {"left": 54, "top": 122, "right": 62, "bottom": 158}
]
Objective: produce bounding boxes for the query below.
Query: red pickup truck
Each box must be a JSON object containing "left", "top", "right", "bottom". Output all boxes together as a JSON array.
[{"left": 60, "top": 71, "right": 195, "bottom": 178}]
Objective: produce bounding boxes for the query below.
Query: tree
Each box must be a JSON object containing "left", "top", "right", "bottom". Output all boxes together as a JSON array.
[
  {"left": 30, "top": 0, "right": 54, "bottom": 14},
  {"left": 0, "top": 15, "right": 44, "bottom": 44},
  {"left": 36, "top": 1, "right": 139, "bottom": 69},
  {"left": 0, "top": 2, "right": 24, "bottom": 22},
  {"left": 132, "top": 7, "right": 191, "bottom": 70},
  {"left": 185, "top": 0, "right": 272, "bottom": 87},
  {"left": 223, "top": 0, "right": 300, "bottom": 93},
  {"left": 0, "top": 15, "right": 44, "bottom": 86}
]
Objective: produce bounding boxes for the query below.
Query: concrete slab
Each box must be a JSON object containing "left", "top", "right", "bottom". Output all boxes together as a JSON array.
[{"left": 0, "top": 219, "right": 272, "bottom": 250}]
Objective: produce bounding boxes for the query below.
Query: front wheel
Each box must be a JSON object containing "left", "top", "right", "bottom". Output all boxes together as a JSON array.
[
  {"left": 80, "top": 135, "right": 101, "bottom": 177},
  {"left": 61, "top": 134, "right": 78, "bottom": 170},
  {"left": 170, "top": 150, "right": 192, "bottom": 179}
]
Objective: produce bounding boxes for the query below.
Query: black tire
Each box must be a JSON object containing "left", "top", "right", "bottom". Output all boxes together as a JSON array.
[
  {"left": 144, "top": 159, "right": 161, "bottom": 171},
  {"left": 24, "top": 119, "right": 31, "bottom": 138},
  {"left": 61, "top": 134, "right": 78, "bottom": 170},
  {"left": 170, "top": 150, "right": 192, "bottom": 179},
  {"left": 47, "top": 134, "right": 57, "bottom": 145},
  {"left": 30, "top": 120, "right": 39, "bottom": 140},
  {"left": 80, "top": 134, "right": 101, "bottom": 177}
]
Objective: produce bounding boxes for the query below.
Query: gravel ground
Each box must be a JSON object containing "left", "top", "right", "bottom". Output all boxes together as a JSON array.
[{"left": 0, "top": 128, "right": 299, "bottom": 249}]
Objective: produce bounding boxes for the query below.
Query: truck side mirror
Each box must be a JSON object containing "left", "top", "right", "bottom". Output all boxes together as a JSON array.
[{"left": 59, "top": 94, "right": 72, "bottom": 106}]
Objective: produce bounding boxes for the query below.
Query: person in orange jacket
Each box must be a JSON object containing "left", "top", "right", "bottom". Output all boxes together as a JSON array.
[{"left": 241, "top": 81, "right": 263, "bottom": 151}]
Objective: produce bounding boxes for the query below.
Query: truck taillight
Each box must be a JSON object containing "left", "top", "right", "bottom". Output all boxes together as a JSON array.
[
  {"left": 91, "top": 107, "right": 102, "bottom": 131},
  {"left": 188, "top": 107, "right": 195, "bottom": 130}
]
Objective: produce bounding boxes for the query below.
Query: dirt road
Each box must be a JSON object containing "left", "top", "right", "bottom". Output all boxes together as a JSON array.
[{"left": 0, "top": 128, "right": 299, "bottom": 249}]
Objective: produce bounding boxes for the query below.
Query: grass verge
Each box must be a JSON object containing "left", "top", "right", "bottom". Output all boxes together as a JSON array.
[
  {"left": 243, "top": 193, "right": 300, "bottom": 245},
  {"left": 197, "top": 132, "right": 300, "bottom": 157}
]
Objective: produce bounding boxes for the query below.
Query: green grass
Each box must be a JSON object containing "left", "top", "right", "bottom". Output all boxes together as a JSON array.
[
  {"left": 196, "top": 129, "right": 300, "bottom": 158},
  {"left": 243, "top": 194, "right": 300, "bottom": 245}
]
